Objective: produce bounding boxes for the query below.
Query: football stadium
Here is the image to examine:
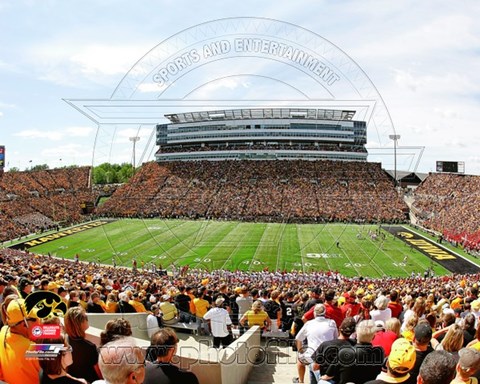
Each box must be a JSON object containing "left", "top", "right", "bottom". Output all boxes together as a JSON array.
[{"left": 1, "top": 15, "right": 480, "bottom": 384}]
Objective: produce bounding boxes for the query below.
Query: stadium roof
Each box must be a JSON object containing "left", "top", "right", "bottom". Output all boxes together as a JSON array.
[{"left": 164, "top": 108, "right": 356, "bottom": 124}]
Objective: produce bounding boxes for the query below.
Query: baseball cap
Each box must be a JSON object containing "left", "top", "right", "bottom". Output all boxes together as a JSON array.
[
  {"left": 215, "top": 297, "right": 225, "bottom": 306},
  {"left": 5, "top": 275, "right": 15, "bottom": 282},
  {"left": 458, "top": 348, "right": 480, "bottom": 372},
  {"left": 6, "top": 299, "right": 37, "bottom": 326},
  {"left": 33, "top": 279, "right": 41, "bottom": 288},
  {"left": 388, "top": 338, "right": 416, "bottom": 374},
  {"left": 414, "top": 323, "right": 432, "bottom": 344},
  {"left": 19, "top": 277, "right": 33, "bottom": 288},
  {"left": 48, "top": 281, "right": 59, "bottom": 290},
  {"left": 161, "top": 294, "right": 170, "bottom": 301},
  {"left": 375, "top": 320, "right": 385, "bottom": 330}
]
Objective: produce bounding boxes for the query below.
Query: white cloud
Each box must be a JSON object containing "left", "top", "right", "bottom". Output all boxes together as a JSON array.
[
  {"left": 14, "top": 129, "right": 64, "bottom": 141},
  {"left": 30, "top": 42, "right": 153, "bottom": 87},
  {"left": 0, "top": 111, "right": 3, "bottom": 118},
  {"left": 41, "top": 143, "right": 85, "bottom": 157}
]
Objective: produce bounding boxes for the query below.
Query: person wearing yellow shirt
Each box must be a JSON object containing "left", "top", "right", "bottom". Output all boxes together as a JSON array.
[
  {"left": 239, "top": 300, "right": 271, "bottom": 330},
  {"left": 450, "top": 288, "right": 464, "bottom": 310},
  {"left": 194, "top": 288, "right": 211, "bottom": 335},
  {"left": 105, "top": 293, "right": 119, "bottom": 313},
  {"left": 187, "top": 287, "right": 197, "bottom": 318},
  {"left": 0, "top": 298, "right": 41, "bottom": 384},
  {"left": 159, "top": 295, "right": 179, "bottom": 325},
  {"left": 129, "top": 292, "right": 148, "bottom": 313}
]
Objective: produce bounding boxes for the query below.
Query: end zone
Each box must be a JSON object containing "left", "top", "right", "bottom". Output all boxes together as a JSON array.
[{"left": 382, "top": 226, "right": 480, "bottom": 274}]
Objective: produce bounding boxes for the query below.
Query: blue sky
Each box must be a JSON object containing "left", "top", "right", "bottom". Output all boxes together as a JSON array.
[{"left": 1, "top": 0, "right": 479, "bottom": 174}]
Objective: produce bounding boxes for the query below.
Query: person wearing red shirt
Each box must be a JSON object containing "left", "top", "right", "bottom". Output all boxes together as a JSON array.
[
  {"left": 388, "top": 290, "right": 403, "bottom": 319},
  {"left": 341, "top": 292, "right": 361, "bottom": 317}
]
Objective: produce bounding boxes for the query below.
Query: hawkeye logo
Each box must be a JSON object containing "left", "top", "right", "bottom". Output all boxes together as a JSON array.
[
  {"left": 25, "top": 291, "right": 67, "bottom": 319},
  {"left": 23, "top": 221, "right": 109, "bottom": 248},
  {"left": 397, "top": 231, "right": 455, "bottom": 260}
]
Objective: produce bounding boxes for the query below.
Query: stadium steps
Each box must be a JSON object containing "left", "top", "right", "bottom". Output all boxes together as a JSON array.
[{"left": 247, "top": 342, "right": 298, "bottom": 384}]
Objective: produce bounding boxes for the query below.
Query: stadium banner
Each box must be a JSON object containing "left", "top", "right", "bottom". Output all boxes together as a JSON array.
[
  {"left": 382, "top": 226, "right": 480, "bottom": 274},
  {"left": 10, "top": 220, "right": 114, "bottom": 250}
]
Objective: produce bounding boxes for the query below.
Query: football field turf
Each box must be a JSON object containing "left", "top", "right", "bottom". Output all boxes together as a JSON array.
[{"left": 26, "top": 219, "right": 458, "bottom": 278}]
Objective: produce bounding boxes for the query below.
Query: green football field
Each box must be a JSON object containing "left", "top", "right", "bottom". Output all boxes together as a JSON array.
[{"left": 27, "top": 219, "right": 454, "bottom": 278}]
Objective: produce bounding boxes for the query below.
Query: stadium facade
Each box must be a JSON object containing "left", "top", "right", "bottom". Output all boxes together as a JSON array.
[{"left": 155, "top": 108, "right": 367, "bottom": 162}]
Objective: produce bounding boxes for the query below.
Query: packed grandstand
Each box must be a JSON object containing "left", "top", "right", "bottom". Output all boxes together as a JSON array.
[
  {"left": 0, "top": 160, "right": 479, "bottom": 253},
  {"left": 1, "top": 135, "right": 480, "bottom": 384}
]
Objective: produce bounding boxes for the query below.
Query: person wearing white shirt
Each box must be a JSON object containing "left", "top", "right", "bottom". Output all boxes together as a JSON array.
[
  {"left": 203, "top": 297, "right": 233, "bottom": 348},
  {"left": 293, "top": 304, "right": 338, "bottom": 384},
  {"left": 146, "top": 304, "right": 162, "bottom": 339},
  {"left": 370, "top": 295, "right": 392, "bottom": 324}
]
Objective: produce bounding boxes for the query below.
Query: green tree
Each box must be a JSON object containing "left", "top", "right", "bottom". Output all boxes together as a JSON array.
[
  {"left": 93, "top": 162, "right": 136, "bottom": 184},
  {"left": 30, "top": 164, "right": 49, "bottom": 171}
]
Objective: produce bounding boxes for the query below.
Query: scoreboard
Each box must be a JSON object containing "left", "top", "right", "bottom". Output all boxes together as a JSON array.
[
  {"left": 0, "top": 146, "right": 4, "bottom": 178},
  {"left": 436, "top": 161, "right": 465, "bottom": 174},
  {"left": 0, "top": 145, "right": 4, "bottom": 167}
]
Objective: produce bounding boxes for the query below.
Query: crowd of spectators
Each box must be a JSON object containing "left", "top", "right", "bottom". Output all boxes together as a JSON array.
[
  {"left": 97, "top": 160, "right": 407, "bottom": 224},
  {"left": 158, "top": 142, "right": 368, "bottom": 154},
  {"left": 0, "top": 167, "right": 97, "bottom": 243},
  {"left": 412, "top": 173, "right": 480, "bottom": 253},
  {"left": 0, "top": 247, "right": 480, "bottom": 383}
]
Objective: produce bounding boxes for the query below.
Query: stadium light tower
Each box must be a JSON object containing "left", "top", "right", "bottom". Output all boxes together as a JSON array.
[
  {"left": 129, "top": 136, "right": 140, "bottom": 173},
  {"left": 389, "top": 134, "right": 401, "bottom": 187}
]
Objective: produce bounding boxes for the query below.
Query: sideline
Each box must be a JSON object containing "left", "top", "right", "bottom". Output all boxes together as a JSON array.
[
  {"left": 382, "top": 225, "right": 480, "bottom": 274},
  {"left": 8, "top": 219, "right": 115, "bottom": 250}
]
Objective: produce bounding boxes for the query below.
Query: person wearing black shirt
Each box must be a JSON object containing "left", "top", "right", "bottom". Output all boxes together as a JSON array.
[
  {"left": 312, "top": 316, "right": 357, "bottom": 381},
  {"left": 117, "top": 292, "right": 137, "bottom": 313},
  {"left": 175, "top": 286, "right": 192, "bottom": 323}
]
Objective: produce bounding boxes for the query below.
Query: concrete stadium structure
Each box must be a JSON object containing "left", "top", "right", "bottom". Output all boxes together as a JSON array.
[{"left": 156, "top": 108, "right": 367, "bottom": 162}]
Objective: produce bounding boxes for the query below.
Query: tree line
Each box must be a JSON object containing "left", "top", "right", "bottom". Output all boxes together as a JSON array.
[{"left": 7, "top": 163, "right": 134, "bottom": 184}]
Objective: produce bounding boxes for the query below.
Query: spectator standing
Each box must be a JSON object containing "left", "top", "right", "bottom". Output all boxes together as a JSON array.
[
  {"left": 294, "top": 304, "right": 338, "bottom": 384},
  {"left": 322, "top": 319, "right": 384, "bottom": 384},
  {"left": 450, "top": 348, "right": 480, "bottom": 384},
  {"left": 0, "top": 298, "right": 40, "bottom": 384},
  {"left": 264, "top": 290, "right": 282, "bottom": 332},
  {"left": 175, "top": 286, "right": 192, "bottom": 323},
  {"left": 312, "top": 317, "right": 356, "bottom": 381},
  {"left": 364, "top": 338, "right": 416, "bottom": 384},
  {"left": 370, "top": 295, "right": 392, "bottom": 323},
  {"left": 203, "top": 297, "right": 233, "bottom": 348},
  {"left": 239, "top": 300, "right": 271, "bottom": 330},
  {"left": 416, "top": 350, "right": 456, "bottom": 384},
  {"left": 236, "top": 286, "right": 253, "bottom": 335},
  {"left": 388, "top": 290, "right": 403, "bottom": 319},
  {"left": 404, "top": 322, "right": 434, "bottom": 384}
]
